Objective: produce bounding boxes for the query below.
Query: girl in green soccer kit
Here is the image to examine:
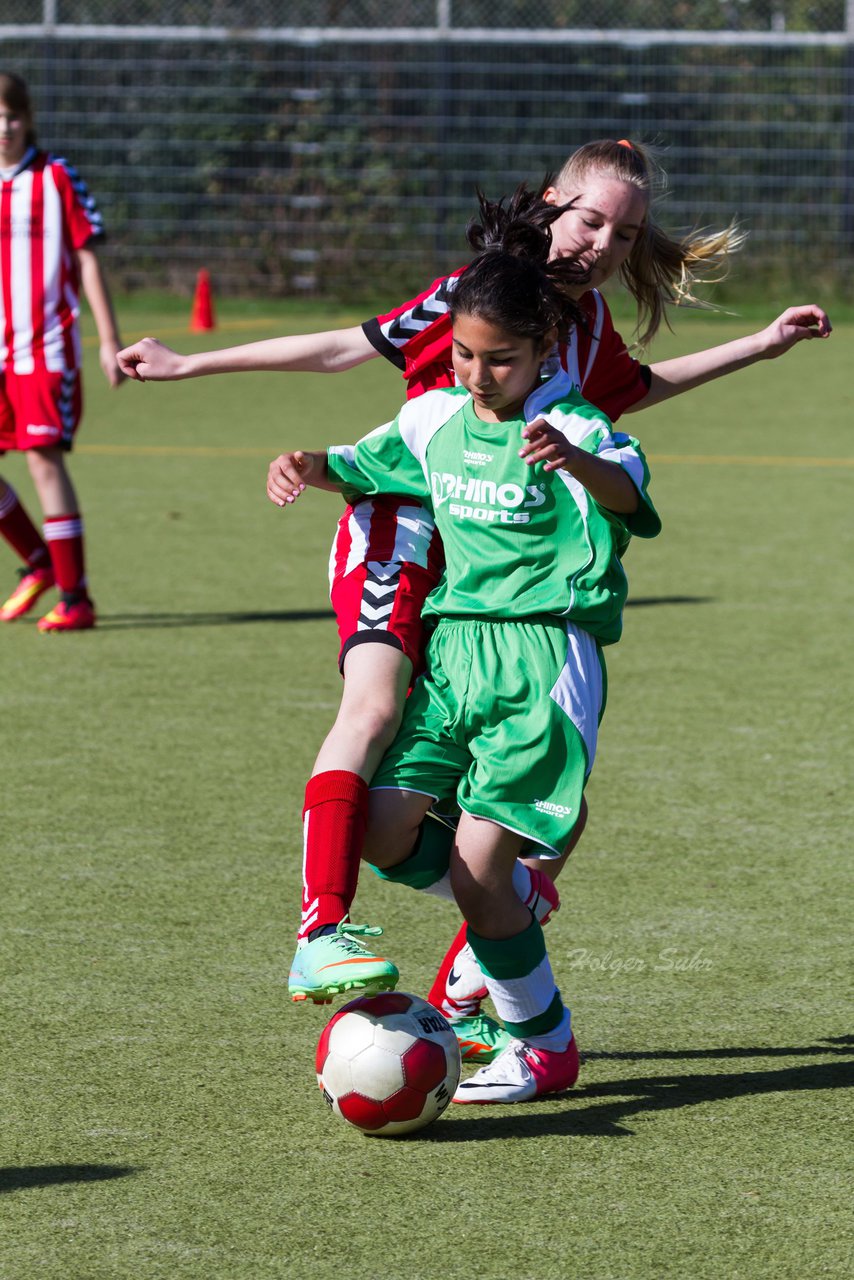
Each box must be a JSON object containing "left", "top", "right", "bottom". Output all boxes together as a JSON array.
[
  {"left": 125, "top": 142, "right": 830, "bottom": 1056},
  {"left": 270, "top": 193, "right": 660, "bottom": 1103}
]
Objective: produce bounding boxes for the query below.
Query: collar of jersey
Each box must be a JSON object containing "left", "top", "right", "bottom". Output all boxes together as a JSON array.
[{"left": 0, "top": 145, "right": 38, "bottom": 181}]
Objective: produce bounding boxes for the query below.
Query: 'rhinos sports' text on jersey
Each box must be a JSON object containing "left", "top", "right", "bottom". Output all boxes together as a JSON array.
[{"left": 326, "top": 370, "right": 660, "bottom": 646}]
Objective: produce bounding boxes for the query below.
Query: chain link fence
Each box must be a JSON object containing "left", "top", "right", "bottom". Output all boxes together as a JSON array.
[
  {"left": 3, "top": 2, "right": 852, "bottom": 301},
  {"left": 11, "top": 3, "right": 851, "bottom": 31}
]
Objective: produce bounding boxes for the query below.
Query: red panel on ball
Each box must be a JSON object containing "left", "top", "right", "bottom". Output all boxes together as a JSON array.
[
  {"left": 400, "top": 1036, "right": 447, "bottom": 1091},
  {"left": 345, "top": 992, "right": 413, "bottom": 1018},
  {"left": 315, "top": 1006, "right": 350, "bottom": 1074},
  {"left": 382, "top": 1086, "right": 428, "bottom": 1124},
  {"left": 337, "top": 1091, "right": 388, "bottom": 1131}
]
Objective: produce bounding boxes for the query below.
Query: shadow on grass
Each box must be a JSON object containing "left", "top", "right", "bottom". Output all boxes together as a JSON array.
[
  {"left": 85, "top": 596, "right": 711, "bottom": 631},
  {"left": 626, "top": 595, "right": 712, "bottom": 608},
  {"left": 93, "top": 609, "right": 335, "bottom": 630},
  {"left": 427, "top": 1039, "right": 854, "bottom": 1142},
  {"left": 584, "top": 1036, "right": 854, "bottom": 1062},
  {"left": 0, "top": 1164, "right": 139, "bottom": 1194}
]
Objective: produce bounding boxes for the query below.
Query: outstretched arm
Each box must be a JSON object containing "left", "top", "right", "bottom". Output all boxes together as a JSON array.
[
  {"left": 118, "top": 324, "right": 378, "bottom": 382},
  {"left": 631, "top": 305, "right": 832, "bottom": 411}
]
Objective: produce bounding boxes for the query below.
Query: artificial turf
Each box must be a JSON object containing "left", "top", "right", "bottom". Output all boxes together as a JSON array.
[{"left": 0, "top": 297, "right": 851, "bottom": 1279}]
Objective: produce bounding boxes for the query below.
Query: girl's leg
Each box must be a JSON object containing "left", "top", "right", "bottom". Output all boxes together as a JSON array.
[
  {"left": 27, "top": 446, "right": 79, "bottom": 515},
  {"left": 292, "top": 494, "right": 441, "bottom": 1002},
  {"left": 298, "top": 643, "right": 412, "bottom": 941},
  {"left": 26, "top": 448, "right": 94, "bottom": 631},
  {"left": 0, "top": 475, "right": 55, "bottom": 621},
  {"left": 288, "top": 646, "right": 414, "bottom": 1005},
  {"left": 426, "top": 796, "right": 588, "bottom": 1047},
  {"left": 449, "top": 814, "right": 531, "bottom": 939},
  {"left": 450, "top": 814, "right": 578, "bottom": 1104}
]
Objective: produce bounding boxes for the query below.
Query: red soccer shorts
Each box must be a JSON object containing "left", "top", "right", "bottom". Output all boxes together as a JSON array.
[
  {"left": 329, "top": 495, "right": 445, "bottom": 672},
  {"left": 0, "top": 367, "right": 83, "bottom": 452}
]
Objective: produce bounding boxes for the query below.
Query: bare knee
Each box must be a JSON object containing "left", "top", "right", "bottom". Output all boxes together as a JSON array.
[
  {"left": 335, "top": 643, "right": 412, "bottom": 755},
  {"left": 362, "top": 790, "right": 426, "bottom": 869},
  {"left": 335, "top": 694, "right": 403, "bottom": 757}
]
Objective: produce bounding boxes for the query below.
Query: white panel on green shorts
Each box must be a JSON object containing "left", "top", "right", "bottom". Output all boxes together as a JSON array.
[{"left": 548, "top": 621, "right": 603, "bottom": 776}]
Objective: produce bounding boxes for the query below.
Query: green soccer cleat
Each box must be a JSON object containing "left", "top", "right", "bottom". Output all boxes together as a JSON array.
[
  {"left": 450, "top": 1014, "right": 514, "bottom": 1063},
  {"left": 289, "top": 922, "right": 399, "bottom": 1004}
]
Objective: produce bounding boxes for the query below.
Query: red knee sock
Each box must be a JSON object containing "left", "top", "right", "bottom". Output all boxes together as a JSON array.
[
  {"left": 43, "top": 513, "right": 87, "bottom": 595},
  {"left": 298, "top": 770, "right": 369, "bottom": 942},
  {"left": 0, "top": 487, "right": 50, "bottom": 568}
]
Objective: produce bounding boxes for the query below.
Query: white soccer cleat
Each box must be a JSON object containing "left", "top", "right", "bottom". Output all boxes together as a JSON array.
[{"left": 453, "top": 1035, "right": 579, "bottom": 1104}]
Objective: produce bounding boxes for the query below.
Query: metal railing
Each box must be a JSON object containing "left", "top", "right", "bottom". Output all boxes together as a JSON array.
[{"left": 2, "top": 3, "right": 851, "bottom": 298}]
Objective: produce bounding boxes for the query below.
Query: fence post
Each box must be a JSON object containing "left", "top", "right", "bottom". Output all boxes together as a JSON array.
[
  {"left": 845, "top": 1, "right": 854, "bottom": 249},
  {"left": 435, "top": 1, "right": 453, "bottom": 262},
  {"left": 42, "top": 0, "right": 58, "bottom": 141}
]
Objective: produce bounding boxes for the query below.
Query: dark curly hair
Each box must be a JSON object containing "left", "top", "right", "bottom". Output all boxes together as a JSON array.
[{"left": 449, "top": 186, "right": 587, "bottom": 345}]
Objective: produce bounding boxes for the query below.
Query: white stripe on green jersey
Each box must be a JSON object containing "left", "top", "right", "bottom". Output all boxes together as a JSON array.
[{"left": 327, "top": 370, "right": 660, "bottom": 645}]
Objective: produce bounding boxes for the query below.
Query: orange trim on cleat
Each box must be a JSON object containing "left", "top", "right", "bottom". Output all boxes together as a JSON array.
[
  {"left": 289, "top": 922, "right": 399, "bottom": 1004},
  {"left": 317, "top": 956, "right": 394, "bottom": 971}
]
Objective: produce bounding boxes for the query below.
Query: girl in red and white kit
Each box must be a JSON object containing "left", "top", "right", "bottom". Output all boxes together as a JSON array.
[{"left": 0, "top": 71, "right": 124, "bottom": 632}]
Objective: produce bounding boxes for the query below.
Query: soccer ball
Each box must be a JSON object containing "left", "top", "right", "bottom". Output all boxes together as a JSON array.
[{"left": 316, "top": 992, "right": 462, "bottom": 1137}]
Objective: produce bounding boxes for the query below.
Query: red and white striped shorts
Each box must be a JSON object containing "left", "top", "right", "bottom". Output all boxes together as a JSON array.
[{"left": 329, "top": 495, "right": 445, "bottom": 672}]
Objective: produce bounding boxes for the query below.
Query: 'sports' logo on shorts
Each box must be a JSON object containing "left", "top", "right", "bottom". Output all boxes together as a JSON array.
[{"left": 534, "top": 799, "right": 574, "bottom": 817}]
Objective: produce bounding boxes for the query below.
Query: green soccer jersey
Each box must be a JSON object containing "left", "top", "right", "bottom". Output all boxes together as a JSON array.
[{"left": 327, "top": 370, "right": 660, "bottom": 644}]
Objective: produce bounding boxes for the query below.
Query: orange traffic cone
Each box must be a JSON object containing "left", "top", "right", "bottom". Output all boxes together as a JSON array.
[{"left": 189, "top": 269, "right": 216, "bottom": 332}]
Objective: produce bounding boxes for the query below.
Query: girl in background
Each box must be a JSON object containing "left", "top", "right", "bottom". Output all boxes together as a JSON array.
[{"left": 0, "top": 71, "right": 124, "bottom": 632}]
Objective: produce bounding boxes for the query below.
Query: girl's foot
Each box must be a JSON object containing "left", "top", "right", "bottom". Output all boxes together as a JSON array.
[
  {"left": 0, "top": 566, "right": 55, "bottom": 621},
  {"left": 289, "top": 921, "right": 399, "bottom": 1004},
  {"left": 37, "top": 594, "right": 96, "bottom": 632},
  {"left": 453, "top": 1035, "right": 579, "bottom": 1104}
]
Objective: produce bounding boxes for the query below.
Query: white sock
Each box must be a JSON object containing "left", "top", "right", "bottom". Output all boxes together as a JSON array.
[{"left": 524, "top": 1006, "right": 572, "bottom": 1054}]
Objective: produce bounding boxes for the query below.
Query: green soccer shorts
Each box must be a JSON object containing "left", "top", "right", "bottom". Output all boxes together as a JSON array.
[{"left": 371, "top": 615, "right": 607, "bottom": 855}]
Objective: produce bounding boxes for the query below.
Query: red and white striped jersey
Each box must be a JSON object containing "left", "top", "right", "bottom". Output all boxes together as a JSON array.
[
  {"left": 0, "top": 147, "right": 104, "bottom": 375},
  {"left": 362, "top": 270, "right": 651, "bottom": 422}
]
